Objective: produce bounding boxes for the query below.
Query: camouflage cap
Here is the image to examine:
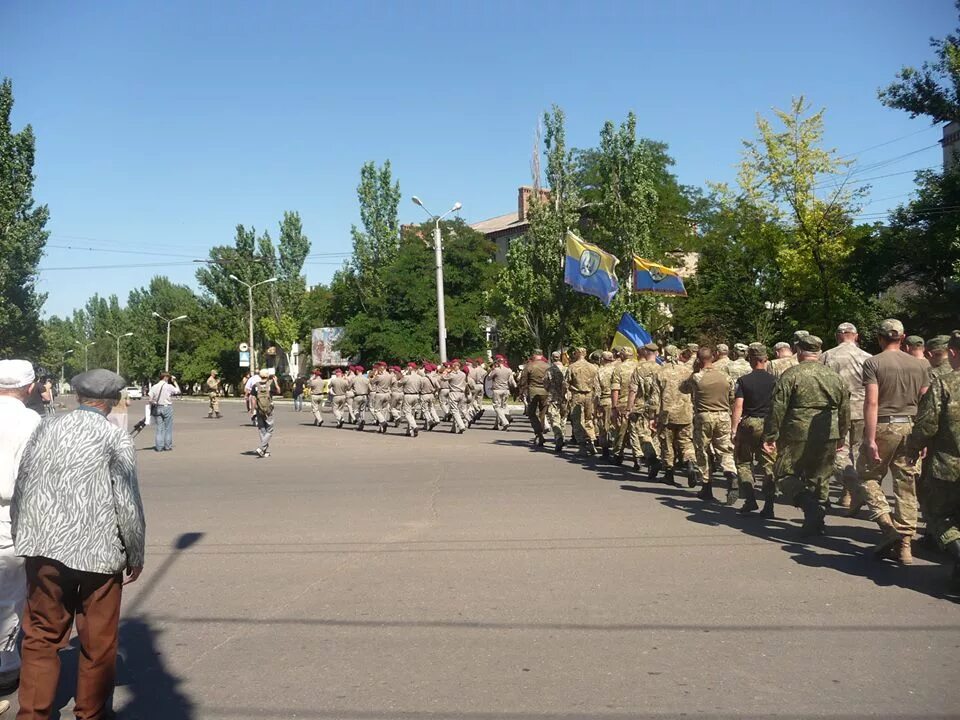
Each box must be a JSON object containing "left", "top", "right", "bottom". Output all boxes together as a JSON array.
[
  {"left": 588, "top": 350, "right": 601, "bottom": 362},
  {"left": 773, "top": 341, "right": 791, "bottom": 351},
  {"left": 747, "top": 342, "right": 767, "bottom": 359},
  {"left": 601, "top": 350, "right": 615, "bottom": 361},
  {"left": 797, "top": 334, "right": 823, "bottom": 352},
  {"left": 663, "top": 344, "right": 680, "bottom": 359},
  {"left": 643, "top": 342, "right": 659, "bottom": 352},
  {"left": 551, "top": 350, "right": 562, "bottom": 360},
  {"left": 927, "top": 335, "right": 951, "bottom": 351},
  {"left": 837, "top": 322, "right": 857, "bottom": 334},
  {"left": 716, "top": 343, "right": 729, "bottom": 353},
  {"left": 905, "top": 335, "right": 924, "bottom": 347},
  {"left": 878, "top": 318, "right": 904, "bottom": 338},
  {"left": 791, "top": 330, "right": 810, "bottom": 343},
  {"left": 621, "top": 346, "right": 636, "bottom": 358},
  {"left": 733, "top": 342, "right": 749, "bottom": 353},
  {"left": 686, "top": 343, "right": 699, "bottom": 352}
]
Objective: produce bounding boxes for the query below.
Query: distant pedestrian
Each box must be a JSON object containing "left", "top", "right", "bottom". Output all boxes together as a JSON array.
[
  {"left": 292, "top": 376, "right": 305, "bottom": 412},
  {"left": 12, "top": 369, "right": 145, "bottom": 719},
  {"left": 253, "top": 369, "right": 281, "bottom": 458},
  {"left": 148, "top": 372, "right": 181, "bottom": 452},
  {"left": 0, "top": 360, "right": 42, "bottom": 701}
]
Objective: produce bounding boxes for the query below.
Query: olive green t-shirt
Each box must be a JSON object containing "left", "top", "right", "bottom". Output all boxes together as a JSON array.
[{"left": 862, "top": 350, "right": 928, "bottom": 417}]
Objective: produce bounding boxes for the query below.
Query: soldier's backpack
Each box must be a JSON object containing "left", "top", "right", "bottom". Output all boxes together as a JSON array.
[{"left": 255, "top": 380, "right": 273, "bottom": 416}]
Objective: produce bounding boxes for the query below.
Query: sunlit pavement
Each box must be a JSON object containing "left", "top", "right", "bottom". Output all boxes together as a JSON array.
[{"left": 12, "top": 399, "right": 959, "bottom": 719}]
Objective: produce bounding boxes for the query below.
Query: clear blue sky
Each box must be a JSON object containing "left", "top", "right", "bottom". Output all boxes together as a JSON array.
[{"left": 1, "top": 0, "right": 951, "bottom": 318}]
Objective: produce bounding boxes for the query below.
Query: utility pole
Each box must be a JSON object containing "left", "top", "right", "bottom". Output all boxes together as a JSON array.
[
  {"left": 75, "top": 340, "right": 96, "bottom": 371},
  {"left": 411, "top": 196, "right": 462, "bottom": 363},
  {"left": 105, "top": 330, "right": 134, "bottom": 375},
  {"left": 152, "top": 312, "right": 188, "bottom": 372},
  {"left": 229, "top": 275, "right": 277, "bottom": 370}
]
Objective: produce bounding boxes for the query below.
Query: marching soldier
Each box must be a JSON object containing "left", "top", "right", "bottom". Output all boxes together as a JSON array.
[
  {"left": 769, "top": 331, "right": 808, "bottom": 379},
  {"left": 370, "top": 363, "right": 393, "bottom": 433},
  {"left": 680, "top": 343, "right": 698, "bottom": 368},
  {"left": 206, "top": 369, "right": 222, "bottom": 419},
  {"left": 730, "top": 344, "right": 777, "bottom": 516},
  {"left": 438, "top": 362, "right": 452, "bottom": 421},
  {"left": 351, "top": 366, "right": 371, "bottom": 431},
  {"left": 519, "top": 350, "right": 550, "bottom": 447},
  {"left": 681, "top": 347, "right": 738, "bottom": 503},
  {"left": 420, "top": 363, "right": 441, "bottom": 431},
  {"left": 469, "top": 359, "right": 488, "bottom": 424},
  {"left": 307, "top": 367, "right": 326, "bottom": 427},
  {"left": 487, "top": 355, "right": 516, "bottom": 430},
  {"left": 446, "top": 359, "right": 470, "bottom": 434},
  {"left": 906, "top": 330, "right": 960, "bottom": 589},
  {"left": 713, "top": 344, "right": 731, "bottom": 372},
  {"left": 400, "top": 362, "right": 422, "bottom": 436},
  {"left": 905, "top": 336, "right": 930, "bottom": 370},
  {"left": 389, "top": 366, "right": 404, "bottom": 425},
  {"left": 545, "top": 351, "right": 568, "bottom": 452},
  {"left": 595, "top": 351, "right": 616, "bottom": 458},
  {"left": 566, "top": 347, "right": 599, "bottom": 456},
  {"left": 927, "top": 335, "right": 952, "bottom": 382},
  {"left": 724, "top": 343, "right": 751, "bottom": 384},
  {"left": 610, "top": 346, "right": 640, "bottom": 465},
  {"left": 627, "top": 343, "right": 662, "bottom": 477},
  {"left": 329, "top": 368, "right": 354, "bottom": 428},
  {"left": 763, "top": 335, "right": 850, "bottom": 536},
  {"left": 649, "top": 345, "right": 695, "bottom": 486}
]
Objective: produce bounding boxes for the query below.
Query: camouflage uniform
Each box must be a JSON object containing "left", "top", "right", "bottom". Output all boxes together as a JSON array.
[
  {"left": 595, "top": 353, "right": 616, "bottom": 453},
  {"left": 680, "top": 366, "right": 736, "bottom": 480},
  {"left": 723, "top": 344, "right": 752, "bottom": 385},
  {"left": 649, "top": 347, "right": 694, "bottom": 476},
  {"left": 820, "top": 338, "right": 871, "bottom": 498},
  {"left": 544, "top": 358, "right": 568, "bottom": 447},
  {"left": 764, "top": 344, "right": 850, "bottom": 534},
  {"left": 611, "top": 348, "right": 640, "bottom": 460},
  {"left": 567, "top": 354, "right": 599, "bottom": 453},
  {"left": 627, "top": 353, "right": 661, "bottom": 465},
  {"left": 732, "top": 347, "right": 777, "bottom": 512},
  {"left": 768, "top": 354, "right": 798, "bottom": 380},
  {"left": 906, "top": 362, "right": 960, "bottom": 587},
  {"left": 205, "top": 373, "right": 221, "bottom": 418},
  {"left": 713, "top": 343, "right": 730, "bottom": 374}
]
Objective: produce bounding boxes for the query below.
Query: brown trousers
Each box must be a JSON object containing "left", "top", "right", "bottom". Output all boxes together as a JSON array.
[{"left": 18, "top": 557, "right": 122, "bottom": 720}]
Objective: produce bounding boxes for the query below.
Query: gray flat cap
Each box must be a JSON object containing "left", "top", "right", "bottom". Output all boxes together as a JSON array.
[{"left": 71, "top": 369, "right": 125, "bottom": 400}]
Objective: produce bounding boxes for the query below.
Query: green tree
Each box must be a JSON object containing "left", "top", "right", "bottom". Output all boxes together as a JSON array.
[
  {"left": 0, "top": 78, "right": 48, "bottom": 356},
  {"left": 879, "top": 3, "right": 960, "bottom": 122}
]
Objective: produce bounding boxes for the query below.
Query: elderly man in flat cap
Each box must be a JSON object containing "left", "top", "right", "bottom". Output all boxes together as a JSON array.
[
  {"left": 12, "top": 369, "right": 145, "bottom": 719},
  {"left": 0, "top": 360, "right": 42, "bottom": 705}
]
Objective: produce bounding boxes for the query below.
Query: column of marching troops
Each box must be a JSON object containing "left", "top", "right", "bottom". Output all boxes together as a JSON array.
[{"left": 289, "top": 320, "right": 960, "bottom": 590}]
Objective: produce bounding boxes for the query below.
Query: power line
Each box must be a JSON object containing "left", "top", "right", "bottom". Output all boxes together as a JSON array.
[
  {"left": 47, "top": 244, "right": 199, "bottom": 259},
  {"left": 812, "top": 165, "right": 940, "bottom": 192},
  {"left": 37, "top": 261, "right": 199, "bottom": 272},
  {"left": 837, "top": 124, "right": 939, "bottom": 160}
]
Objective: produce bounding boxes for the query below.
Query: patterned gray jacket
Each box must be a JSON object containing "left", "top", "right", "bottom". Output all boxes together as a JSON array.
[{"left": 12, "top": 405, "right": 146, "bottom": 574}]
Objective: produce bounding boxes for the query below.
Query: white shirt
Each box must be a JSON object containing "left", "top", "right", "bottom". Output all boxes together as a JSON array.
[
  {"left": 149, "top": 380, "right": 181, "bottom": 406},
  {"left": 245, "top": 375, "right": 260, "bottom": 394},
  {"left": 0, "top": 395, "right": 42, "bottom": 542}
]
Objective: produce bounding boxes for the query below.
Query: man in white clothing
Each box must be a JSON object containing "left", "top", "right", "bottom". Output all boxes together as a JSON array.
[{"left": 0, "top": 359, "right": 42, "bottom": 702}]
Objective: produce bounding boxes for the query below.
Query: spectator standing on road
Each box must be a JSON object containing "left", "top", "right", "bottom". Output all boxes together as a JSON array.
[
  {"left": 12, "top": 369, "right": 145, "bottom": 719},
  {"left": 292, "top": 376, "right": 305, "bottom": 413},
  {"left": 206, "top": 370, "right": 222, "bottom": 419},
  {"left": 243, "top": 371, "right": 259, "bottom": 425},
  {"left": 148, "top": 372, "right": 181, "bottom": 452},
  {"left": 0, "top": 361, "right": 42, "bottom": 705},
  {"left": 253, "top": 369, "right": 281, "bottom": 458}
]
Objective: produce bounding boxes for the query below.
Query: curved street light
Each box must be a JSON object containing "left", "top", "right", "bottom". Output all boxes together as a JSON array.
[
  {"left": 411, "top": 197, "right": 462, "bottom": 363},
  {"left": 152, "top": 312, "right": 189, "bottom": 373},
  {"left": 105, "top": 330, "right": 134, "bottom": 375},
  {"left": 229, "top": 275, "right": 277, "bottom": 370}
]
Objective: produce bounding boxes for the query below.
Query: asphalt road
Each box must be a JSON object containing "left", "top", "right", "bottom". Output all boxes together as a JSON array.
[{"left": 12, "top": 398, "right": 960, "bottom": 719}]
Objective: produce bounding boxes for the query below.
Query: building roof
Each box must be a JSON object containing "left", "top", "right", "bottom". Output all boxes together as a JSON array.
[{"left": 470, "top": 212, "right": 529, "bottom": 238}]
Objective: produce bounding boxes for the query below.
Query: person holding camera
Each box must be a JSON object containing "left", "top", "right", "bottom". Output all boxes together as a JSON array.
[{"left": 148, "top": 371, "right": 181, "bottom": 452}]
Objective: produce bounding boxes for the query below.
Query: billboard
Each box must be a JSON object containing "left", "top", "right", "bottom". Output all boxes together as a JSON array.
[{"left": 311, "top": 327, "right": 353, "bottom": 367}]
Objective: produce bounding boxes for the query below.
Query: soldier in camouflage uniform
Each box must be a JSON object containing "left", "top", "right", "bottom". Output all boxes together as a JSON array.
[
  {"left": 649, "top": 345, "right": 695, "bottom": 486},
  {"left": 906, "top": 330, "right": 960, "bottom": 588},
  {"left": 627, "top": 343, "right": 663, "bottom": 477},
  {"left": 713, "top": 343, "right": 731, "bottom": 373},
  {"left": 763, "top": 335, "right": 850, "bottom": 537},
  {"left": 610, "top": 346, "right": 640, "bottom": 465},
  {"left": 724, "top": 343, "right": 752, "bottom": 384},
  {"left": 544, "top": 350, "right": 568, "bottom": 452},
  {"left": 594, "top": 351, "right": 616, "bottom": 458},
  {"left": 680, "top": 343, "right": 698, "bottom": 369},
  {"left": 730, "top": 344, "right": 777, "bottom": 516},
  {"left": 769, "top": 331, "right": 809, "bottom": 379},
  {"left": 819, "top": 322, "right": 871, "bottom": 508},
  {"left": 926, "top": 335, "right": 952, "bottom": 383},
  {"left": 681, "top": 347, "right": 738, "bottom": 503},
  {"left": 567, "top": 347, "right": 600, "bottom": 456}
]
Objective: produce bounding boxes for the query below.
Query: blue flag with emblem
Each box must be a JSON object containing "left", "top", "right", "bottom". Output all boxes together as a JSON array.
[
  {"left": 563, "top": 231, "right": 620, "bottom": 306},
  {"left": 611, "top": 313, "right": 652, "bottom": 355},
  {"left": 632, "top": 257, "right": 687, "bottom": 297}
]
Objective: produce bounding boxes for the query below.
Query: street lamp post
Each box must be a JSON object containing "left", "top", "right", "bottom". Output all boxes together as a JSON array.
[
  {"left": 75, "top": 340, "right": 96, "bottom": 371},
  {"left": 59, "top": 349, "right": 74, "bottom": 393},
  {"left": 229, "top": 275, "right": 277, "bottom": 370},
  {"left": 411, "top": 196, "right": 462, "bottom": 363},
  {"left": 105, "top": 331, "right": 134, "bottom": 375},
  {"left": 152, "top": 312, "right": 189, "bottom": 372}
]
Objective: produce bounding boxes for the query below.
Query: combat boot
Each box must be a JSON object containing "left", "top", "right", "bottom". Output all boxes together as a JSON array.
[
  {"left": 601, "top": 446, "right": 610, "bottom": 459},
  {"left": 724, "top": 472, "right": 739, "bottom": 506},
  {"left": 696, "top": 481, "right": 717, "bottom": 503},
  {"left": 663, "top": 468, "right": 679, "bottom": 487},
  {"left": 685, "top": 461, "right": 698, "bottom": 488},
  {"left": 611, "top": 451, "right": 624, "bottom": 466},
  {"left": 555, "top": 438, "right": 565, "bottom": 454},
  {"left": 873, "top": 513, "right": 902, "bottom": 560},
  {"left": 738, "top": 485, "right": 759, "bottom": 515},
  {"left": 897, "top": 536, "right": 914, "bottom": 565},
  {"left": 799, "top": 493, "right": 826, "bottom": 537},
  {"left": 647, "top": 457, "right": 662, "bottom": 482},
  {"left": 633, "top": 458, "right": 641, "bottom": 471},
  {"left": 587, "top": 441, "right": 598, "bottom": 456}
]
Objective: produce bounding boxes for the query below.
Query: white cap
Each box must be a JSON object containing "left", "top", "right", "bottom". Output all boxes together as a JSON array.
[{"left": 0, "top": 359, "right": 36, "bottom": 388}]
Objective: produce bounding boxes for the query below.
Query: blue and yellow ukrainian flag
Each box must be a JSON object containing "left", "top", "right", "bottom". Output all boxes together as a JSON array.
[
  {"left": 564, "top": 231, "right": 620, "bottom": 306},
  {"left": 632, "top": 257, "right": 687, "bottom": 297},
  {"left": 611, "top": 313, "right": 652, "bottom": 354}
]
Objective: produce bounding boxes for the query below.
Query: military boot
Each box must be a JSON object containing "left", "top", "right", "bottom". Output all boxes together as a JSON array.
[
  {"left": 663, "top": 468, "right": 678, "bottom": 487},
  {"left": 897, "top": 535, "right": 914, "bottom": 565},
  {"left": 611, "top": 451, "right": 624, "bottom": 466},
  {"left": 647, "top": 457, "right": 662, "bottom": 482},
  {"left": 798, "top": 493, "right": 826, "bottom": 537},
  {"left": 738, "top": 485, "right": 759, "bottom": 515},
  {"left": 696, "top": 481, "right": 717, "bottom": 503},
  {"left": 633, "top": 457, "right": 641, "bottom": 471},
  {"left": 946, "top": 540, "right": 960, "bottom": 590},
  {"left": 587, "top": 441, "right": 598, "bottom": 456},
  {"left": 724, "top": 472, "right": 739, "bottom": 506},
  {"left": 873, "top": 513, "right": 902, "bottom": 560},
  {"left": 685, "top": 460, "right": 698, "bottom": 488},
  {"left": 601, "top": 446, "right": 610, "bottom": 459}
]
